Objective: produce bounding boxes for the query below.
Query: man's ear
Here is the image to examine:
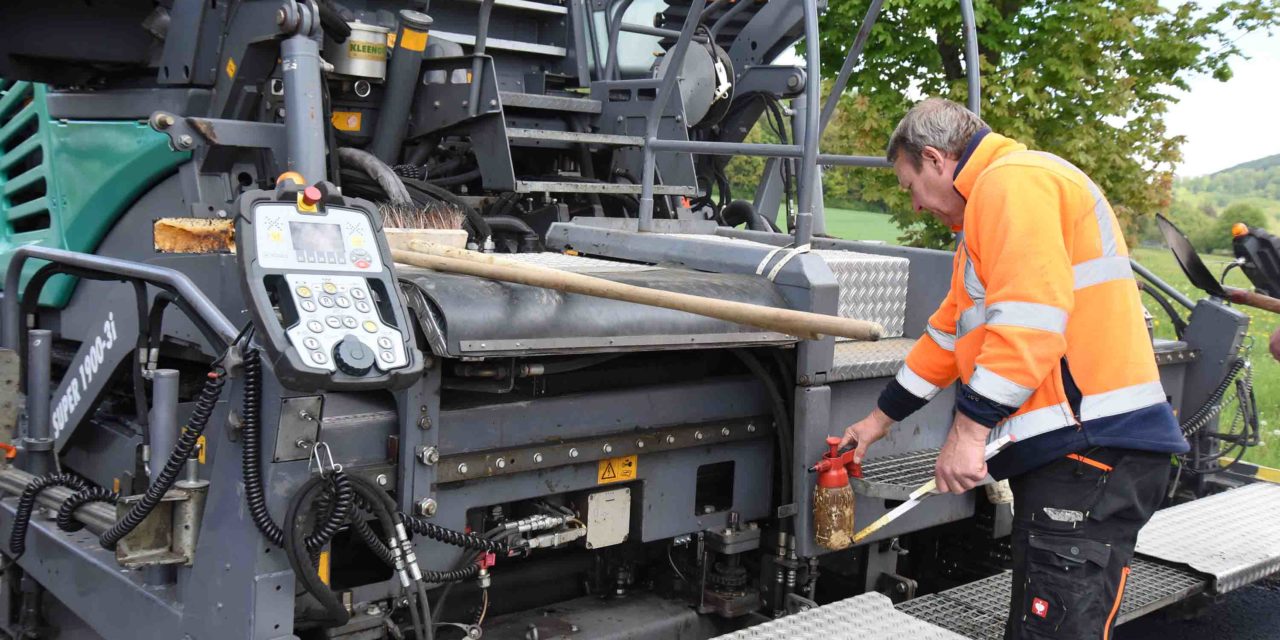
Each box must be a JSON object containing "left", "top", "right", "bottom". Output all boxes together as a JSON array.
[{"left": 921, "top": 146, "right": 947, "bottom": 174}]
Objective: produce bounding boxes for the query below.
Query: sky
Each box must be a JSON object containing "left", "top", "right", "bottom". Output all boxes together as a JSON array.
[
  {"left": 770, "top": 3, "right": 1278, "bottom": 178},
  {"left": 1166, "top": 27, "right": 1280, "bottom": 177}
]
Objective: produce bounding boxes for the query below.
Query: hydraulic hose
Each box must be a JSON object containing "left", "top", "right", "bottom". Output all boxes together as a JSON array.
[
  {"left": 338, "top": 147, "right": 413, "bottom": 205},
  {"left": 284, "top": 475, "right": 351, "bottom": 626},
  {"left": 9, "top": 473, "right": 88, "bottom": 558},
  {"left": 100, "top": 368, "right": 227, "bottom": 549}
]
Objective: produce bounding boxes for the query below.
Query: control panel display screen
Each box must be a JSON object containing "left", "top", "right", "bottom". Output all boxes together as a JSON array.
[{"left": 290, "top": 222, "right": 345, "bottom": 254}]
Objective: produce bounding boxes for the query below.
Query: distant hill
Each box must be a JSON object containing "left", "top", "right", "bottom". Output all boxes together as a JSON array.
[
  {"left": 1177, "top": 152, "right": 1280, "bottom": 210},
  {"left": 1139, "top": 152, "right": 1280, "bottom": 251},
  {"left": 1211, "top": 153, "right": 1280, "bottom": 175}
]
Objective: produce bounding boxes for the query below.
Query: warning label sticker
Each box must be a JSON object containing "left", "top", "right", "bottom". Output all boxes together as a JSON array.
[{"left": 597, "top": 455, "right": 637, "bottom": 484}]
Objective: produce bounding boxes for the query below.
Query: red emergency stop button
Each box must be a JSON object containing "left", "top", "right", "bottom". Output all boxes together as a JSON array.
[{"left": 302, "top": 186, "right": 323, "bottom": 207}]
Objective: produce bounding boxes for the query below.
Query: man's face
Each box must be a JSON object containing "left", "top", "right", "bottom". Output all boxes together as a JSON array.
[{"left": 893, "top": 147, "right": 965, "bottom": 227}]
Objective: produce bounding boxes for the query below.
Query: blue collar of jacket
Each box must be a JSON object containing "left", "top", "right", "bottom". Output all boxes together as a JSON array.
[{"left": 952, "top": 127, "right": 991, "bottom": 180}]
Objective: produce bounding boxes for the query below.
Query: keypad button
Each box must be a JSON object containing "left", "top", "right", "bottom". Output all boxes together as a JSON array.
[
  {"left": 313, "top": 352, "right": 329, "bottom": 365},
  {"left": 307, "top": 321, "right": 324, "bottom": 333},
  {"left": 303, "top": 338, "right": 320, "bottom": 350},
  {"left": 319, "top": 296, "right": 334, "bottom": 308},
  {"left": 363, "top": 320, "right": 379, "bottom": 333},
  {"left": 351, "top": 288, "right": 367, "bottom": 300},
  {"left": 377, "top": 337, "right": 393, "bottom": 349},
  {"left": 322, "top": 282, "right": 338, "bottom": 294},
  {"left": 379, "top": 351, "right": 395, "bottom": 363},
  {"left": 335, "top": 296, "right": 351, "bottom": 308},
  {"left": 342, "top": 316, "right": 358, "bottom": 329},
  {"left": 295, "top": 285, "right": 312, "bottom": 298},
  {"left": 355, "top": 259, "right": 370, "bottom": 269},
  {"left": 299, "top": 300, "right": 316, "bottom": 313},
  {"left": 355, "top": 301, "right": 371, "bottom": 313},
  {"left": 325, "top": 316, "right": 342, "bottom": 328}
]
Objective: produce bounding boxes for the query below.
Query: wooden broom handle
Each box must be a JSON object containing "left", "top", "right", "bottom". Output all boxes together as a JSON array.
[
  {"left": 392, "top": 242, "right": 884, "bottom": 342},
  {"left": 1225, "top": 287, "right": 1280, "bottom": 314}
]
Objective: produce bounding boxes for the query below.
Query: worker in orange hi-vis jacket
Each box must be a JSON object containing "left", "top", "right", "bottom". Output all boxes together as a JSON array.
[{"left": 839, "top": 98, "right": 1189, "bottom": 640}]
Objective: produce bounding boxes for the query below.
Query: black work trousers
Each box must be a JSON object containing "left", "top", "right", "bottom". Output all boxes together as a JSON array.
[{"left": 1005, "top": 447, "right": 1171, "bottom": 640}]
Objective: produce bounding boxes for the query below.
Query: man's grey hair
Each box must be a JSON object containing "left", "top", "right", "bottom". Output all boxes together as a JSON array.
[{"left": 886, "top": 98, "right": 988, "bottom": 169}]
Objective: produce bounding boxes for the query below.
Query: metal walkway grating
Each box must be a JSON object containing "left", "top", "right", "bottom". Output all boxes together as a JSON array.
[
  {"left": 896, "top": 557, "right": 1206, "bottom": 639},
  {"left": 1136, "top": 481, "right": 1280, "bottom": 593},
  {"left": 713, "top": 592, "right": 966, "bottom": 639},
  {"left": 852, "top": 448, "right": 941, "bottom": 500}
]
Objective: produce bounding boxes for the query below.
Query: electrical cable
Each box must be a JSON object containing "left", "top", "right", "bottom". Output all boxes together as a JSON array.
[
  {"left": 731, "top": 349, "right": 793, "bottom": 530},
  {"left": 56, "top": 487, "right": 119, "bottom": 533},
  {"left": 1181, "top": 358, "right": 1246, "bottom": 437},
  {"left": 402, "top": 517, "right": 511, "bottom": 553},
  {"left": 9, "top": 473, "right": 88, "bottom": 558},
  {"left": 240, "top": 347, "right": 351, "bottom": 551},
  {"left": 99, "top": 366, "right": 227, "bottom": 549}
]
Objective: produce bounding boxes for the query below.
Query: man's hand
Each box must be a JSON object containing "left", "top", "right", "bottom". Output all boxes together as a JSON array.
[
  {"left": 935, "top": 413, "right": 992, "bottom": 494},
  {"left": 839, "top": 408, "right": 895, "bottom": 464}
]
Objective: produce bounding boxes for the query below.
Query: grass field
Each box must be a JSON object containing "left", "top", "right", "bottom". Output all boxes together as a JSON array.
[
  {"left": 821, "top": 208, "right": 903, "bottom": 243},
  {"left": 820, "top": 208, "right": 1280, "bottom": 469},
  {"left": 1132, "top": 247, "right": 1280, "bottom": 469}
]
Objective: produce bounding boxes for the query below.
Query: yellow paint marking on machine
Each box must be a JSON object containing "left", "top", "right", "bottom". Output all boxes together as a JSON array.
[
  {"left": 399, "top": 29, "right": 429, "bottom": 52},
  {"left": 597, "top": 455, "right": 637, "bottom": 484},
  {"left": 331, "top": 111, "right": 363, "bottom": 132}
]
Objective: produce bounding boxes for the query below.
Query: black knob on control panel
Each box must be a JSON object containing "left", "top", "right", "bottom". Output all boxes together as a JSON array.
[{"left": 333, "top": 335, "right": 375, "bottom": 376}]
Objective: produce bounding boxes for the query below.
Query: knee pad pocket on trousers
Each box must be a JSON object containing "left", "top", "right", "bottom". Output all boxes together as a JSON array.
[{"left": 1021, "top": 533, "right": 1112, "bottom": 637}]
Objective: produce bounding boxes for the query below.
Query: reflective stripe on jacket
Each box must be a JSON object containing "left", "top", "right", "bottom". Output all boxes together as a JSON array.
[{"left": 878, "top": 131, "right": 1187, "bottom": 466}]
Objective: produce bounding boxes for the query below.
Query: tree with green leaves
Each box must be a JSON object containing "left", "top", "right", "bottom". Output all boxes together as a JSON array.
[{"left": 815, "top": 0, "right": 1280, "bottom": 248}]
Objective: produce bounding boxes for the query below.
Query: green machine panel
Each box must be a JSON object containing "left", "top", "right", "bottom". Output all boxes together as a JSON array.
[{"left": 0, "top": 80, "right": 190, "bottom": 307}]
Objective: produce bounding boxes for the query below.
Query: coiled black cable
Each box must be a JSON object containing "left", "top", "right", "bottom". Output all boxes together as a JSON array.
[
  {"left": 9, "top": 473, "right": 88, "bottom": 558},
  {"left": 56, "top": 487, "right": 120, "bottom": 533},
  {"left": 240, "top": 348, "right": 284, "bottom": 547},
  {"left": 351, "top": 507, "right": 398, "bottom": 567},
  {"left": 421, "top": 563, "right": 479, "bottom": 584},
  {"left": 239, "top": 348, "right": 355, "bottom": 552},
  {"left": 1181, "top": 358, "right": 1247, "bottom": 436},
  {"left": 403, "top": 516, "right": 510, "bottom": 553},
  {"left": 100, "top": 368, "right": 227, "bottom": 549}
]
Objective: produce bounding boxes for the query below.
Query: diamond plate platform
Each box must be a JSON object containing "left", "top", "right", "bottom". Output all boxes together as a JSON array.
[
  {"left": 672, "top": 234, "right": 909, "bottom": 337},
  {"left": 830, "top": 337, "right": 914, "bottom": 382},
  {"left": 500, "top": 251, "right": 658, "bottom": 273},
  {"left": 896, "top": 557, "right": 1206, "bottom": 640},
  {"left": 1136, "top": 481, "right": 1280, "bottom": 593},
  {"left": 817, "top": 249, "right": 908, "bottom": 339},
  {"left": 851, "top": 448, "right": 942, "bottom": 500},
  {"left": 714, "top": 592, "right": 966, "bottom": 640}
]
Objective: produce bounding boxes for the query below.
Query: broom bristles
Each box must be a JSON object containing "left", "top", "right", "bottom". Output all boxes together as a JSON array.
[{"left": 379, "top": 201, "right": 465, "bottom": 230}]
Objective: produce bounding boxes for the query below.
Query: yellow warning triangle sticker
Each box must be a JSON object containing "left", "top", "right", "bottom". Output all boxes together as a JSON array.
[{"left": 601, "top": 462, "right": 617, "bottom": 480}]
